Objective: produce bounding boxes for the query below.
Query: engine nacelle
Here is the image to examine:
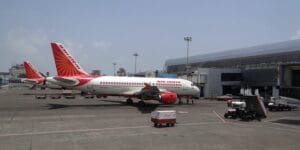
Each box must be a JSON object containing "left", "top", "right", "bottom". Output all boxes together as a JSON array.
[{"left": 160, "top": 92, "right": 177, "bottom": 104}]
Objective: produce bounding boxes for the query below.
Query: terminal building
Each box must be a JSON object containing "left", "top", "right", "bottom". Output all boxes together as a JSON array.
[
  {"left": 0, "top": 72, "right": 10, "bottom": 86},
  {"left": 165, "top": 39, "right": 300, "bottom": 99}
]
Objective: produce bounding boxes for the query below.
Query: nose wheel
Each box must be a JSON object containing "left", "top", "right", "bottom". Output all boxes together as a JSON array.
[{"left": 138, "top": 100, "right": 146, "bottom": 107}]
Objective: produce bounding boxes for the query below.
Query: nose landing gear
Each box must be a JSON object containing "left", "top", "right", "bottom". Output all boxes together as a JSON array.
[{"left": 126, "top": 98, "right": 133, "bottom": 105}]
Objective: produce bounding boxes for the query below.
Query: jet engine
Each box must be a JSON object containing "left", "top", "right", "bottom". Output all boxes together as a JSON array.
[{"left": 160, "top": 92, "right": 177, "bottom": 104}]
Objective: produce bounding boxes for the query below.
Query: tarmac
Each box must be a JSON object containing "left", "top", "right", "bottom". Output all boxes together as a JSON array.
[{"left": 0, "top": 88, "right": 299, "bottom": 150}]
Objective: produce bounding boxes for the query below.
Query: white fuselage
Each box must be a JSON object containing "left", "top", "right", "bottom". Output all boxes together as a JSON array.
[{"left": 50, "top": 76, "right": 200, "bottom": 97}]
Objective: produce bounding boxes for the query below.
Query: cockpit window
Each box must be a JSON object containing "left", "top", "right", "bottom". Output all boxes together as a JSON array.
[{"left": 191, "top": 83, "right": 195, "bottom": 86}]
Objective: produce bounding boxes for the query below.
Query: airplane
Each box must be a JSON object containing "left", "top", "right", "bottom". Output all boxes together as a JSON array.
[
  {"left": 23, "top": 61, "right": 62, "bottom": 89},
  {"left": 48, "top": 42, "right": 200, "bottom": 106}
]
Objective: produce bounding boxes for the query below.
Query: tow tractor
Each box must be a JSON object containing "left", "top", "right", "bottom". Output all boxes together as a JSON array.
[
  {"left": 224, "top": 101, "right": 246, "bottom": 119},
  {"left": 224, "top": 96, "right": 267, "bottom": 121}
]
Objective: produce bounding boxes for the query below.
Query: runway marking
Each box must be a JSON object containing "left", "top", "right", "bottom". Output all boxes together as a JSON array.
[
  {"left": 11, "top": 115, "right": 97, "bottom": 121},
  {"left": 0, "top": 125, "right": 149, "bottom": 137},
  {"left": 178, "top": 122, "right": 223, "bottom": 126},
  {"left": 2, "top": 120, "right": 297, "bottom": 137},
  {"left": 0, "top": 121, "right": 223, "bottom": 137},
  {"left": 213, "top": 110, "right": 226, "bottom": 123},
  {"left": 114, "top": 131, "right": 166, "bottom": 137},
  {"left": 9, "top": 109, "right": 18, "bottom": 123},
  {"left": 177, "top": 111, "right": 189, "bottom": 114}
]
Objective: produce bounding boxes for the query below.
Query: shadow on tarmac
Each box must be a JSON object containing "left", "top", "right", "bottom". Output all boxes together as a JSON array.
[
  {"left": 272, "top": 119, "right": 300, "bottom": 126},
  {"left": 45, "top": 100, "right": 174, "bottom": 114}
]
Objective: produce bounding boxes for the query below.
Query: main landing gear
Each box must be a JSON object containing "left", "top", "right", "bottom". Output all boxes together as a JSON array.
[
  {"left": 126, "top": 98, "right": 146, "bottom": 107},
  {"left": 178, "top": 96, "right": 194, "bottom": 105},
  {"left": 138, "top": 100, "right": 146, "bottom": 107},
  {"left": 178, "top": 97, "right": 183, "bottom": 104},
  {"left": 126, "top": 98, "right": 133, "bottom": 105}
]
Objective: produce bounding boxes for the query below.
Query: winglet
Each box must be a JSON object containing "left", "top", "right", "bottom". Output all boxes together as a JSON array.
[{"left": 51, "top": 42, "right": 89, "bottom": 77}]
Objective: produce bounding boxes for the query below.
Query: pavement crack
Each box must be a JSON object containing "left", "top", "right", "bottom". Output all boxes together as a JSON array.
[
  {"left": 29, "top": 138, "right": 32, "bottom": 150},
  {"left": 8, "top": 107, "right": 18, "bottom": 123},
  {"left": 29, "top": 118, "right": 34, "bottom": 150}
]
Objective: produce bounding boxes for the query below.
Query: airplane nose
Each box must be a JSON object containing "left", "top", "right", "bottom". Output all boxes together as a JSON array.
[
  {"left": 194, "top": 86, "right": 200, "bottom": 96},
  {"left": 194, "top": 86, "right": 199, "bottom": 91}
]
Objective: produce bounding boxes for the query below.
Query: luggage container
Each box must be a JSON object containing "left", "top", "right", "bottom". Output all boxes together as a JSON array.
[
  {"left": 62, "top": 90, "right": 76, "bottom": 99},
  {"left": 151, "top": 110, "right": 176, "bottom": 127}
]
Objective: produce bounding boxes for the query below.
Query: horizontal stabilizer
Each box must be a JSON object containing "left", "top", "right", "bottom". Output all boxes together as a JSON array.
[
  {"left": 53, "top": 77, "right": 77, "bottom": 86},
  {"left": 23, "top": 79, "right": 38, "bottom": 84}
]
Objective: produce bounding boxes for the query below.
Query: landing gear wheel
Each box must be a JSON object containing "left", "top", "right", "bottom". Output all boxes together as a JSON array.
[
  {"left": 224, "top": 113, "right": 229, "bottom": 118},
  {"left": 126, "top": 98, "right": 133, "bottom": 105},
  {"left": 231, "top": 114, "right": 237, "bottom": 119},
  {"left": 138, "top": 101, "right": 146, "bottom": 107}
]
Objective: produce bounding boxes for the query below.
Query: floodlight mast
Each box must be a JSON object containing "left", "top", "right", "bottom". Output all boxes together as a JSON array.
[
  {"left": 113, "top": 62, "right": 117, "bottom": 76},
  {"left": 184, "top": 36, "right": 192, "bottom": 74},
  {"left": 133, "top": 53, "right": 139, "bottom": 74}
]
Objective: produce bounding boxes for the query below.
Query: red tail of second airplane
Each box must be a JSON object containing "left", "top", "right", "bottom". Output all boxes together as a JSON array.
[
  {"left": 24, "top": 61, "right": 43, "bottom": 79},
  {"left": 51, "top": 42, "right": 90, "bottom": 77},
  {"left": 23, "top": 61, "right": 44, "bottom": 84}
]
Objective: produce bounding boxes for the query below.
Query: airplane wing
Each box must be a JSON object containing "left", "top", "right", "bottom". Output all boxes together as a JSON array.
[
  {"left": 140, "top": 83, "right": 160, "bottom": 99},
  {"left": 128, "top": 83, "right": 177, "bottom": 104},
  {"left": 132, "top": 83, "right": 168, "bottom": 100}
]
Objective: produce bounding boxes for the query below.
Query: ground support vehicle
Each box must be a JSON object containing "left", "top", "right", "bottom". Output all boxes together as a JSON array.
[
  {"left": 224, "top": 96, "right": 267, "bottom": 121},
  {"left": 151, "top": 110, "right": 176, "bottom": 127},
  {"left": 268, "top": 97, "right": 297, "bottom": 111},
  {"left": 224, "top": 101, "right": 246, "bottom": 119}
]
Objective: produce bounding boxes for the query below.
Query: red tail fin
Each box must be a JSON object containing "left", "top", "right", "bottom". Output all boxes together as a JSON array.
[
  {"left": 23, "top": 61, "right": 43, "bottom": 79},
  {"left": 51, "top": 42, "right": 89, "bottom": 77}
]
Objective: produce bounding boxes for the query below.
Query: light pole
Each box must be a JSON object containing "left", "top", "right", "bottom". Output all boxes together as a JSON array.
[
  {"left": 184, "top": 36, "right": 192, "bottom": 74},
  {"left": 113, "top": 62, "right": 117, "bottom": 76},
  {"left": 133, "top": 53, "right": 139, "bottom": 74}
]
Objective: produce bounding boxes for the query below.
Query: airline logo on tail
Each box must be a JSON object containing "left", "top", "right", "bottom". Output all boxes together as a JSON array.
[
  {"left": 51, "top": 42, "right": 89, "bottom": 77},
  {"left": 23, "top": 61, "right": 44, "bottom": 84}
]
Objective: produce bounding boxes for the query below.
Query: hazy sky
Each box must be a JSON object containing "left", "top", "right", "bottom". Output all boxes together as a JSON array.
[{"left": 1, "top": 0, "right": 300, "bottom": 75}]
